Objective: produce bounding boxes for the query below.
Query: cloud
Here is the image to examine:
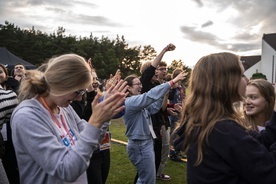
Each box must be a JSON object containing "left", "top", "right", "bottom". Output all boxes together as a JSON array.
[
  {"left": 209, "top": 0, "right": 276, "bottom": 34},
  {"left": 192, "top": 0, "right": 204, "bottom": 7},
  {"left": 179, "top": 25, "right": 260, "bottom": 53},
  {"left": 201, "top": 20, "right": 213, "bottom": 28},
  {"left": 179, "top": 0, "right": 275, "bottom": 55},
  {"left": 180, "top": 26, "right": 220, "bottom": 45}
]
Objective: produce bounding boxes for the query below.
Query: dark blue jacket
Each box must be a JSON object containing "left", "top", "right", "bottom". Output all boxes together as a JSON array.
[{"left": 174, "top": 112, "right": 276, "bottom": 184}]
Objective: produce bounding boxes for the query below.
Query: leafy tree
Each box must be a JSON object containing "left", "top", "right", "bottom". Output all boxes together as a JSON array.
[
  {"left": 0, "top": 21, "right": 192, "bottom": 81},
  {"left": 167, "top": 60, "right": 191, "bottom": 86},
  {"left": 250, "top": 73, "right": 267, "bottom": 80},
  {"left": 139, "top": 45, "right": 157, "bottom": 63}
]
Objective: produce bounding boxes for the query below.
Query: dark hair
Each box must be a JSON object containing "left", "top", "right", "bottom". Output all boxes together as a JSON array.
[
  {"left": 0, "top": 64, "right": 9, "bottom": 87},
  {"left": 124, "top": 74, "right": 138, "bottom": 97},
  {"left": 0, "top": 64, "right": 9, "bottom": 77},
  {"left": 158, "top": 61, "right": 167, "bottom": 68},
  {"left": 124, "top": 74, "right": 138, "bottom": 86}
]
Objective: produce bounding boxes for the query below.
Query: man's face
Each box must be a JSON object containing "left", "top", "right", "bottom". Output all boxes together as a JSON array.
[
  {"left": 156, "top": 66, "right": 167, "bottom": 80},
  {"left": 14, "top": 64, "right": 26, "bottom": 76}
]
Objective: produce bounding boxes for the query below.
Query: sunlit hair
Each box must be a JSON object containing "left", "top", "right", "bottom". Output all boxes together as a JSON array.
[
  {"left": 181, "top": 52, "right": 245, "bottom": 166},
  {"left": 18, "top": 54, "right": 92, "bottom": 102},
  {"left": 36, "top": 63, "right": 48, "bottom": 72},
  {"left": 124, "top": 74, "right": 138, "bottom": 97},
  {"left": 140, "top": 61, "right": 151, "bottom": 74},
  {"left": 244, "top": 79, "right": 275, "bottom": 131}
]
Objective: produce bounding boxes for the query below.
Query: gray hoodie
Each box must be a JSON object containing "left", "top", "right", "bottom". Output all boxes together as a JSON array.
[{"left": 11, "top": 98, "right": 108, "bottom": 184}]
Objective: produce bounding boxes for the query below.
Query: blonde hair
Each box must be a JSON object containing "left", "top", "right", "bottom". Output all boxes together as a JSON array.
[
  {"left": 140, "top": 61, "right": 151, "bottom": 74},
  {"left": 181, "top": 52, "right": 246, "bottom": 165},
  {"left": 18, "top": 54, "right": 92, "bottom": 102},
  {"left": 244, "top": 79, "right": 275, "bottom": 131}
]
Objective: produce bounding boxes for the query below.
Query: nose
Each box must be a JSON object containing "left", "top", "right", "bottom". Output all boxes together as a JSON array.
[{"left": 245, "top": 97, "right": 251, "bottom": 104}]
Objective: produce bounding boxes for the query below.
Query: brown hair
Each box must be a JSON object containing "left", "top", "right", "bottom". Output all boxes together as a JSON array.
[
  {"left": 172, "top": 68, "right": 183, "bottom": 78},
  {"left": 181, "top": 52, "right": 245, "bottom": 165},
  {"left": 0, "top": 64, "right": 9, "bottom": 88},
  {"left": 124, "top": 74, "right": 138, "bottom": 97}
]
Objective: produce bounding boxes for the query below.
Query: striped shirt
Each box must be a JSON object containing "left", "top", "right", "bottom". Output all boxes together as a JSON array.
[{"left": 0, "top": 85, "right": 18, "bottom": 129}]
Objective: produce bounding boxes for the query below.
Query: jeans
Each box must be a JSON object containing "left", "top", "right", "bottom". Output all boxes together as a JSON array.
[{"left": 127, "top": 139, "right": 155, "bottom": 184}]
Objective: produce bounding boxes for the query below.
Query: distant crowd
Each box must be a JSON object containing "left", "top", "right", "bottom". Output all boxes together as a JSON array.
[{"left": 1, "top": 43, "right": 276, "bottom": 184}]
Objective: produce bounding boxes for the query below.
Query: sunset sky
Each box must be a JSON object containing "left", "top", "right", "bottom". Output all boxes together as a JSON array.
[{"left": 0, "top": 0, "right": 275, "bottom": 67}]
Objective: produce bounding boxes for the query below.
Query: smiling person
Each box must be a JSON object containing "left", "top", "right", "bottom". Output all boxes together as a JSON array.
[
  {"left": 123, "top": 71, "right": 186, "bottom": 184},
  {"left": 244, "top": 79, "right": 275, "bottom": 131},
  {"left": 10, "top": 54, "right": 127, "bottom": 184},
  {"left": 174, "top": 52, "right": 276, "bottom": 184}
]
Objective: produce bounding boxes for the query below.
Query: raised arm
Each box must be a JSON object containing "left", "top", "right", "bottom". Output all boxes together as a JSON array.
[{"left": 151, "top": 43, "right": 176, "bottom": 68}]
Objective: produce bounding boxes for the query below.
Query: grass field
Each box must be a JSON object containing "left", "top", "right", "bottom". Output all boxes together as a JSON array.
[{"left": 106, "top": 118, "right": 187, "bottom": 184}]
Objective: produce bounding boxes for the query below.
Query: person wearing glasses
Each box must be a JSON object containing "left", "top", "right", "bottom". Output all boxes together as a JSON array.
[
  {"left": 123, "top": 70, "right": 187, "bottom": 184},
  {"left": 10, "top": 54, "right": 127, "bottom": 184},
  {"left": 138, "top": 44, "right": 175, "bottom": 182}
]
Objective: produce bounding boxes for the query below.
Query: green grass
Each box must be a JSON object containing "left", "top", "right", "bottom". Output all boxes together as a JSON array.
[{"left": 106, "top": 118, "right": 187, "bottom": 184}]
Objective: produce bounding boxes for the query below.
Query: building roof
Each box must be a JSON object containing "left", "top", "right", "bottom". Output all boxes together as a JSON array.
[
  {"left": 240, "top": 55, "right": 261, "bottom": 71},
  {"left": 263, "top": 33, "right": 276, "bottom": 50}
]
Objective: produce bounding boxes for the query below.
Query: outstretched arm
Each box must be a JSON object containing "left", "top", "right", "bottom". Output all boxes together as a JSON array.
[{"left": 151, "top": 43, "right": 176, "bottom": 68}]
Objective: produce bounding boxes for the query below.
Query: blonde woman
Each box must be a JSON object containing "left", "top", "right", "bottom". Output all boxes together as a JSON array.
[
  {"left": 11, "top": 54, "right": 127, "bottom": 184},
  {"left": 244, "top": 79, "right": 275, "bottom": 131}
]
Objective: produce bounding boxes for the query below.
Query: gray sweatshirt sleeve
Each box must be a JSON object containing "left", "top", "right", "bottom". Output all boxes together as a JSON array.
[{"left": 11, "top": 104, "right": 103, "bottom": 182}]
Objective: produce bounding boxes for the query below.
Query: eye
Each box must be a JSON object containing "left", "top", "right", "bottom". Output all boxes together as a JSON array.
[{"left": 251, "top": 96, "right": 257, "bottom": 100}]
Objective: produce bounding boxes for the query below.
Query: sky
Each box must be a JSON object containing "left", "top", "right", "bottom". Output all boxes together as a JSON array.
[{"left": 0, "top": 0, "right": 275, "bottom": 67}]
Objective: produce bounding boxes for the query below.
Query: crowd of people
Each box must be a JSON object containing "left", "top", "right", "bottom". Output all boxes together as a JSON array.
[{"left": 0, "top": 45, "right": 276, "bottom": 184}]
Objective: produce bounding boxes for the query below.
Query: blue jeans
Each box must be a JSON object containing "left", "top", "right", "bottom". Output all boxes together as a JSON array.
[{"left": 127, "top": 139, "right": 155, "bottom": 184}]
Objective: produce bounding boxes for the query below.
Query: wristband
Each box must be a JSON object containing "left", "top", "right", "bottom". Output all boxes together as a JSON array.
[{"left": 169, "top": 80, "right": 175, "bottom": 87}]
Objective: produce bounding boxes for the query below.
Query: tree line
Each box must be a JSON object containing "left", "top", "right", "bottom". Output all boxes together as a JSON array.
[{"left": 0, "top": 21, "right": 191, "bottom": 82}]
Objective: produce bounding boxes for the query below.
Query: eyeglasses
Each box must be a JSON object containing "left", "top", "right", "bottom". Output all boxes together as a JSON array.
[
  {"left": 74, "top": 89, "right": 86, "bottom": 100},
  {"left": 132, "top": 82, "right": 142, "bottom": 86}
]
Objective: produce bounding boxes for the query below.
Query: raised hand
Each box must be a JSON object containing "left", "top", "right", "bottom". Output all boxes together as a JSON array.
[
  {"left": 106, "top": 69, "right": 121, "bottom": 90},
  {"left": 104, "top": 79, "right": 128, "bottom": 100},
  {"left": 166, "top": 43, "right": 176, "bottom": 51},
  {"left": 88, "top": 91, "right": 126, "bottom": 128},
  {"left": 173, "top": 70, "right": 188, "bottom": 83}
]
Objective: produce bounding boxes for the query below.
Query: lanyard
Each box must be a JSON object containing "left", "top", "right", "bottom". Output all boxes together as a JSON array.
[{"left": 39, "top": 96, "right": 75, "bottom": 145}]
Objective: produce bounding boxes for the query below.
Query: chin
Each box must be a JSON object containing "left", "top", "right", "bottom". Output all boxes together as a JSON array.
[{"left": 246, "top": 111, "right": 255, "bottom": 116}]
